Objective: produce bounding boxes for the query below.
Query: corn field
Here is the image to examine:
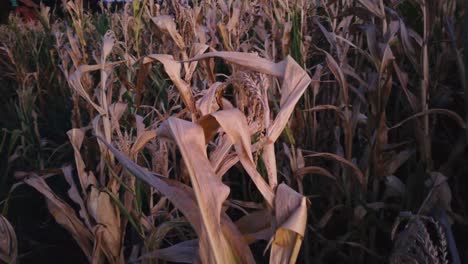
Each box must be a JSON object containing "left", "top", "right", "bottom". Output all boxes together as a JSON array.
[{"left": 0, "top": 0, "right": 467, "bottom": 263}]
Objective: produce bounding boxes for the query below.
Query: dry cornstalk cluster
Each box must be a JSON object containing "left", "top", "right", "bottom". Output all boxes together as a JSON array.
[{"left": 0, "top": 0, "right": 466, "bottom": 263}]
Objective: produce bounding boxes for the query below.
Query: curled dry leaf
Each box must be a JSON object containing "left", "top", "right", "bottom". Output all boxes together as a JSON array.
[
  {"left": 198, "top": 109, "right": 275, "bottom": 206},
  {"left": 384, "top": 175, "right": 406, "bottom": 198},
  {"left": 421, "top": 172, "right": 452, "bottom": 214},
  {"left": 67, "top": 128, "right": 87, "bottom": 186},
  {"left": 109, "top": 102, "right": 128, "bottom": 131},
  {"left": 185, "top": 52, "right": 312, "bottom": 189},
  {"left": 196, "top": 82, "right": 225, "bottom": 116},
  {"left": 0, "top": 215, "right": 17, "bottom": 264},
  {"left": 184, "top": 51, "right": 287, "bottom": 77},
  {"left": 67, "top": 62, "right": 123, "bottom": 115},
  {"left": 270, "top": 183, "right": 307, "bottom": 264}
]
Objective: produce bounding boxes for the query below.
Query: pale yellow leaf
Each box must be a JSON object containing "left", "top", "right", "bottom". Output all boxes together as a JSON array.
[{"left": 156, "top": 117, "right": 235, "bottom": 263}]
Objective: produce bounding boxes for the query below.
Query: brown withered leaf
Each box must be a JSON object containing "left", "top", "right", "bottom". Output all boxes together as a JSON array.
[
  {"left": 263, "top": 56, "right": 312, "bottom": 188},
  {"left": 182, "top": 52, "right": 312, "bottom": 189},
  {"left": 144, "top": 54, "right": 196, "bottom": 114},
  {"left": 62, "top": 166, "right": 92, "bottom": 230},
  {"left": 151, "top": 15, "right": 185, "bottom": 49},
  {"left": 198, "top": 109, "right": 275, "bottom": 207},
  {"left": 131, "top": 130, "right": 157, "bottom": 155},
  {"left": 196, "top": 82, "right": 225, "bottom": 116},
  {"left": 185, "top": 43, "right": 209, "bottom": 82},
  {"left": 324, "top": 51, "right": 348, "bottom": 104},
  {"left": 306, "top": 153, "right": 365, "bottom": 187},
  {"left": 99, "top": 130, "right": 255, "bottom": 263},
  {"left": 156, "top": 117, "right": 236, "bottom": 263},
  {"left": 102, "top": 30, "right": 116, "bottom": 60},
  {"left": 67, "top": 62, "right": 122, "bottom": 115},
  {"left": 109, "top": 102, "right": 128, "bottom": 132}
]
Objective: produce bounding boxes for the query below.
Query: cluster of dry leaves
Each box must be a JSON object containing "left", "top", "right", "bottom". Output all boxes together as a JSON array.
[{"left": 0, "top": 0, "right": 466, "bottom": 263}]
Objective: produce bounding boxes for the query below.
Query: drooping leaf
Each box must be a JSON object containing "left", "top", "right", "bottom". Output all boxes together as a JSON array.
[
  {"left": 0, "top": 215, "right": 17, "bottom": 264},
  {"left": 24, "top": 175, "right": 93, "bottom": 260},
  {"left": 98, "top": 135, "right": 255, "bottom": 263}
]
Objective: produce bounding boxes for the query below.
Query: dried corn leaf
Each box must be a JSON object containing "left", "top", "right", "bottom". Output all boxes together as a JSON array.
[
  {"left": 131, "top": 130, "right": 157, "bottom": 155},
  {"left": 185, "top": 51, "right": 286, "bottom": 77},
  {"left": 270, "top": 183, "right": 307, "bottom": 264},
  {"left": 324, "top": 51, "right": 348, "bottom": 104},
  {"left": 358, "top": 0, "right": 385, "bottom": 18},
  {"left": 144, "top": 54, "right": 196, "bottom": 114},
  {"left": 109, "top": 102, "right": 128, "bottom": 131},
  {"left": 67, "top": 62, "right": 122, "bottom": 115},
  {"left": 87, "top": 187, "right": 121, "bottom": 262},
  {"left": 306, "top": 153, "right": 365, "bottom": 187},
  {"left": 62, "top": 166, "right": 92, "bottom": 230},
  {"left": 151, "top": 15, "right": 185, "bottom": 49},
  {"left": 99, "top": 134, "right": 255, "bottom": 263},
  {"left": 67, "top": 129, "right": 91, "bottom": 193},
  {"left": 235, "top": 210, "right": 272, "bottom": 244},
  {"left": 197, "top": 82, "right": 225, "bottom": 116},
  {"left": 91, "top": 225, "right": 105, "bottom": 264},
  {"left": 102, "top": 31, "right": 116, "bottom": 60},
  {"left": 68, "top": 64, "right": 106, "bottom": 114},
  {"left": 264, "top": 57, "right": 312, "bottom": 187},
  {"left": 185, "top": 43, "right": 209, "bottom": 82},
  {"left": 0, "top": 215, "right": 17, "bottom": 264},
  {"left": 294, "top": 166, "right": 336, "bottom": 181},
  {"left": 199, "top": 109, "right": 275, "bottom": 206},
  {"left": 24, "top": 175, "right": 93, "bottom": 260},
  {"left": 157, "top": 117, "right": 236, "bottom": 263},
  {"left": 186, "top": 52, "right": 311, "bottom": 189}
]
